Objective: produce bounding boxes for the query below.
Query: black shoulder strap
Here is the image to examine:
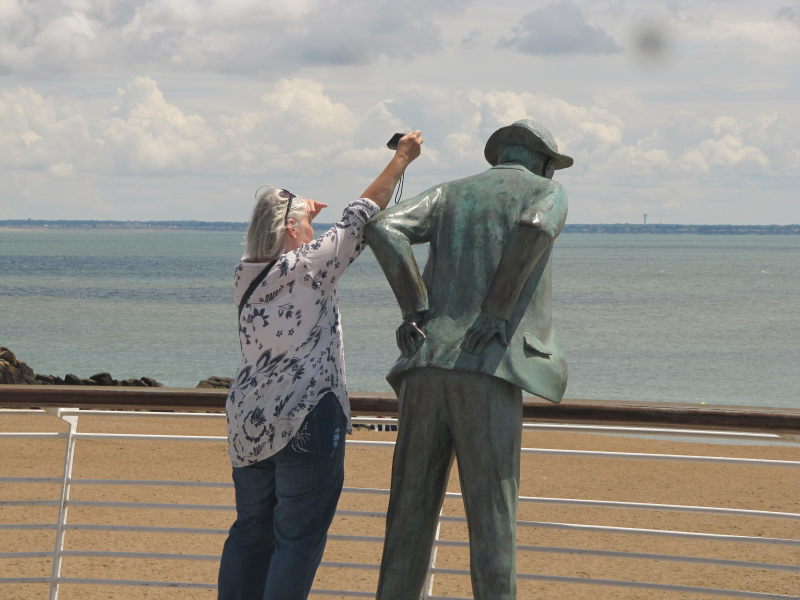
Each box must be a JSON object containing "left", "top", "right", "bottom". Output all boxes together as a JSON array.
[{"left": 238, "top": 260, "right": 277, "bottom": 320}]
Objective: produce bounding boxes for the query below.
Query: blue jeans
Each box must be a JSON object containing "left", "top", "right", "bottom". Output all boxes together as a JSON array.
[{"left": 217, "top": 392, "right": 346, "bottom": 600}]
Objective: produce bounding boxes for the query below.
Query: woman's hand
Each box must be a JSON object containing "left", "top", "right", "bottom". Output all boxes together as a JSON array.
[
  {"left": 395, "top": 130, "right": 423, "bottom": 166},
  {"left": 360, "top": 129, "right": 424, "bottom": 210},
  {"left": 307, "top": 200, "right": 328, "bottom": 220}
]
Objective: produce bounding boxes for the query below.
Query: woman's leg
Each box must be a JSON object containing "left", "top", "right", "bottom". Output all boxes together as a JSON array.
[
  {"left": 217, "top": 458, "right": 277, "bottom": 600},
  {"left": 263, "top": 392, "right": 347, "bottom": 600}
]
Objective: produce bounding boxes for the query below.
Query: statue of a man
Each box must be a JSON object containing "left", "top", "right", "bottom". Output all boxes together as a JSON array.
[{"left": 365, "top": 119, "right": 572, "bottom": 600}]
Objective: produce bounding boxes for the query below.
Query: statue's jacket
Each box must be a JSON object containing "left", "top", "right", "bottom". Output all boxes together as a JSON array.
[{"left": 365, "top": 164, "right": 569, "bottom": 404}]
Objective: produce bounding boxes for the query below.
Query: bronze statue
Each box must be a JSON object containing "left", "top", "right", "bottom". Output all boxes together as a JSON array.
[{"left": 365, "top": 119, "right": 572, "bottom": 600}]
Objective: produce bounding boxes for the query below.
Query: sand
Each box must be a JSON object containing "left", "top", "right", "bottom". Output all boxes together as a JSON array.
[{"left": 1, "top": 410, "right": 799, "bottom": 600}]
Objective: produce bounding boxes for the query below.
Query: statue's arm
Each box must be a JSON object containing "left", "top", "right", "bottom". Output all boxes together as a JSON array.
[
  {"left": 365, "top": 186, "right": 442, "bottom": 319},
  {"left": 365, "top": 187, "right": 442, "bottom": 356},
  {"left": 465, "top": 185, "right": 567, "bottom": 354}
]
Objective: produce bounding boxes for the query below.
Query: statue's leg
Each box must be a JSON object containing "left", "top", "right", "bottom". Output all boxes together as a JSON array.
[
  {"left": 376, "top": 368, "right": 455, "bottom": 600},
  {"left": 446, "top": 371, "right": 522, "bottom": 600}
]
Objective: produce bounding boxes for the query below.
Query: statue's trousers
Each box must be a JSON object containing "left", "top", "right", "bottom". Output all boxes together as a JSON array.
[{"left": 376, "top": 367, "right": 522, "bottom": 600}]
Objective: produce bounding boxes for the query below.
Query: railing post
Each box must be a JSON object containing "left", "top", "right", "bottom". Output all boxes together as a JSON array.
[{"left": 46, "top": 408, "right": 79, "bottom": 600}]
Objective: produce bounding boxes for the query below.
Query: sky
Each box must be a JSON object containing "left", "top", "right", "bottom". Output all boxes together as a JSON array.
[{"left": 0, "top": 0, "right": 798, "bottom": 224}]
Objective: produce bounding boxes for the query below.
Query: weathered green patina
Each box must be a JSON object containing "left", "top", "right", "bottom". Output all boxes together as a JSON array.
[{"left": 366, "top": 119, "right": 573, "bottom": 600}]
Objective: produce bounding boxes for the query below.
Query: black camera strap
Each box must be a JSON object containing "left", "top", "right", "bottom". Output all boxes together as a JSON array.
[
  {"left": 394, "top": 172, "right": 404, "bottom": 204},
  {"left": 238, "top": 259, "right": 277, "bottom": 320}
]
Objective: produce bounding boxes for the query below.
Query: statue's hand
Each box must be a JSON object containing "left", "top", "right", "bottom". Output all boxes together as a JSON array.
[
  {"left": 396, "top": 312, "right": 427, "bottom": 357},
  {"left": 464, "top": 312, "right": 509, "bottom": 354}
]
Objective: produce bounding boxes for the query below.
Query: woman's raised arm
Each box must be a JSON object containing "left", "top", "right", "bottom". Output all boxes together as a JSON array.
[{"left": 360, "top": 131, "right": 423, "bottom": 210}]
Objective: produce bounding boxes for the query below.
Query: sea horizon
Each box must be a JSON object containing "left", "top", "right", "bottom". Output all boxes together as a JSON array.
[{"left": 2, "top": 218, "right": 800, "bottom": 235}]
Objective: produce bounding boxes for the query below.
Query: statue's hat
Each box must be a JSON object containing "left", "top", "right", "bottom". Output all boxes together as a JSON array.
[{"left": 484, "top": 119, "right": 573, "bottom": 169}]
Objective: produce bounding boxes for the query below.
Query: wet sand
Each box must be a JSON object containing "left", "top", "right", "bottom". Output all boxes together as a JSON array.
[{"left": 1, "top": 410, "right": 799, "bottom": 599}]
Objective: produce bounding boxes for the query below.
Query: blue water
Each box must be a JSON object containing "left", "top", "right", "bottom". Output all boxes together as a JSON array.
[{"left": 1, "top": 228, "right": 798, "bottom": 408}]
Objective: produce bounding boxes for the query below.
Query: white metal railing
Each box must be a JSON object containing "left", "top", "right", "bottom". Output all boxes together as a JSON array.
[{"left": 1, "top": 406, "right": 799, "bottom": 599}]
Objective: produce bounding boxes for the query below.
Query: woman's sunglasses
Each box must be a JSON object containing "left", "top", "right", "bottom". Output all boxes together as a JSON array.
[{"left": 277, "top": 189, "right": 298, "bottom": 225}]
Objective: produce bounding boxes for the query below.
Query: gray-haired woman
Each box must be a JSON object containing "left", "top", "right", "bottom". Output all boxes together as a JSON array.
[{"left": 218, "top": 131, "right": 423, "bottom": 600}]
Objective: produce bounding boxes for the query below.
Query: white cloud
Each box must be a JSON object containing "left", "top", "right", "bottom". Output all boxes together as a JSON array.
[
  {"left": 690, "top": 11, "right": 800, "bottom": 46},
  {"left": 0, "top": 76, "right": 368, "bottom": 180},
  {"left": 259, "top": 79, "right": 358, "bottom": 138},
  {"left": 19, "top": 130, "right": 43, "bottom": 146},
  {"left": 102, "top": 76, "right": 218, "bottom": 174},
  {"left": 499, "top": 1, "right": 622, "bottom": 55},
  {"left": 0, "top": 78, "right": 791, "bottom": 184},
  {"left": 680, "top": 135, "right": 771, "bottom": 173},
  {"left": 332, "top": 147, "right": 388, "bottom": 170},
  {"left": 293, "top": 1, "right": 445, "bottom": 66},
  {"left": 777, "top": 4, "right": 800, "bottom": 27},
  {"left": 1, "top": 77, "right": 219, "bottom": 177},
  {"left": 0, "top": 2, "right": 108, "bottom": 73},
  {"left": 443, "top": 132, "right": 483, "bottom": 162},
  {"left": 674, "top": 6, "right": 800, "bottom": 71},
  {"left": 466, "top": 89, "right": 625, "bottom": 162},
  {"left": 49, "top": 163, "right": 76, "bottom": 177},
  {"left": 0, "top": 87, "right": 94, "bottom": 171},
  {"left": 0, "top": 0, "right": 465, "bottom": 76}
]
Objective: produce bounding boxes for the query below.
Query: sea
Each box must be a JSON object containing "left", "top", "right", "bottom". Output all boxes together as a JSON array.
[{"left": 1, "top": 227, "right": 798, "bottom": 409}]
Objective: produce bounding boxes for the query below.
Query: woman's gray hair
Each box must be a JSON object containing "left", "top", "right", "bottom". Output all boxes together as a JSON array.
[{"left": 244, "top": 186, "right": 307, "bottom": 262}]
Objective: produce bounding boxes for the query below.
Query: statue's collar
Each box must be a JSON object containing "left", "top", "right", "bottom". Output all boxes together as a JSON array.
[{"left": 491, "top": 163, "right": 530, "bottom": 172}]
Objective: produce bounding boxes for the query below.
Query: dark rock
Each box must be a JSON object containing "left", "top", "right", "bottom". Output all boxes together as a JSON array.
[
  {"left": 64, "top": 373, "right": 84, "bottom": 385},
  {"left": 90, "top": 372, "right": 116, "bottom": 386},
  {"left": 0, "top": 347, "right": 37, "bottom": 384},
  {"left": 0, "top": 347, "right": 14, "bottom": 364},
  {"left": 1, "top": 347, "right": 164, "bottom": 387},
  {"left": 34, "top": 374, "right": 65, "bottom": 385},
  {"left": 197, "top": 376, "right": 233, "bottom": 389},
  {"left": 62, "top": 374, "right": 97, "bottom": 385}
]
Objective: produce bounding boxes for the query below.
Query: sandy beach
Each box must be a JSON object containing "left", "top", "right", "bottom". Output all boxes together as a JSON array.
[{"left": 1, "top": 410, "right": 798, "bottom": 599}]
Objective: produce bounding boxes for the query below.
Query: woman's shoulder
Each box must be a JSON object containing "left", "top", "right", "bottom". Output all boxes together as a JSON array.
[
  {"left": 235, "top": 255, "right": 288, "bottom": 287},
  {"left": 236, "top": 258, "right": 279, "bottom": 278},
  {"left": 339, "top": 198, "right": 380, "bottom": 224}
]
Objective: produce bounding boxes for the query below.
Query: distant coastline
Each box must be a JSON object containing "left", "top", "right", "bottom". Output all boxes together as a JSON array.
[
  {"left": 1, "top": 219, "right": 799, "bottom": 235},
  {"left": 563, "top": 223, "right": 800, "bottom": 235},
  {"left": 0, "top": 219, "right": 246, "bottom": 231}
]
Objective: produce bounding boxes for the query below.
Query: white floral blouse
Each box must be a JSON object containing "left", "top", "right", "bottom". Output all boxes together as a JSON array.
[{"left": 226, "top": 198, "right": 380, "bottom": 467}]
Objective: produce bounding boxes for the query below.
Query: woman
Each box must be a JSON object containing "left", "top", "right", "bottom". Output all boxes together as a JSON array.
[{"left": 218, "top": 131, "right": 423, "bottom": 600}]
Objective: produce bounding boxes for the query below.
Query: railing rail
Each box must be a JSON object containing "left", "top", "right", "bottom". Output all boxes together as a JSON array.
[
  {"left": 1, "top": 386, "right": 799, "bottom": 599},
  {"left": 1, "top": 385, "right": 800, "bottom": 432}
]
